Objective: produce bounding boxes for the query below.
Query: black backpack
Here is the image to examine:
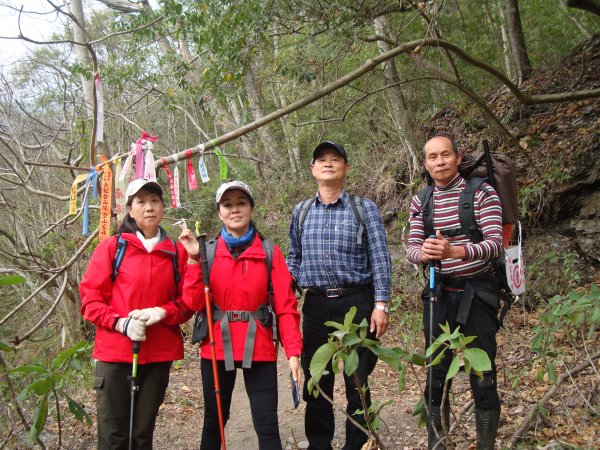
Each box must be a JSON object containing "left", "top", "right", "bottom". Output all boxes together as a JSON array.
[
  {"left": 416, "top": 182, "right": 513, "bottom": 324},
  {"left": 297, "top": 194, "right": 366, "bottom": 244},
  {"left": 191, "top": 238, "right": 275, "bottom": 344}
]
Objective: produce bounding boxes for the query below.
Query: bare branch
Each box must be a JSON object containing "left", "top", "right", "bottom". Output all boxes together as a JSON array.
[
  {"left": 15, "top": 274, "right": 69, "bottom": 344},
  {"left": 0, "top": 228, "right": 99, "bottom": 330},
  {"left": 507, "top": 350, "right": 600, "bottom": 448}
]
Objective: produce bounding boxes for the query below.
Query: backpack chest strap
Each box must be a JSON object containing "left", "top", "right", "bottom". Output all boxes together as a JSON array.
[{"left": 213, "top": 306, "right": 272, "bottom": 371}]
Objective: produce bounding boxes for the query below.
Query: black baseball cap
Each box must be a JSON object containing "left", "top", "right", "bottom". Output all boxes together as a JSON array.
[{"left": 312, "top": 141, "right": 348, "bottom": 163}]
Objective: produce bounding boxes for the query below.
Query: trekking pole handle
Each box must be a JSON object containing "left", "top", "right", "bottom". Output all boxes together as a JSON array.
[
  {"left": 197, "top": 234, "right": 211, "bottom": 287},
  {"left": 428, "top": 235, "right": 437, "bottom": 301},
  {"left": 132, "top": 341, "right": 140, "bottom": 355}
]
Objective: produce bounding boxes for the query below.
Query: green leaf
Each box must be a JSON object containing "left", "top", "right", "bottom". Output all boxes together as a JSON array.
[
  {"left": 539, "top": 405, "right": 549, "bottom": 417},
  {"left": 67, "top": 396, "right": 92, "bottom": 425},
  {"left": 463, "top": 348, "right": 492, "bottom": 372},
  {"left": 324, "top": 321, "right": 346, "bottom": 331},
  {"left": 28, "top": 395, "right": 48, "bottom": 443},
  {"left": 10, "top": 364, "right": 47, "bottom": 375},
  {"left": 531, "top": 331, "right": 544, "bottom": 353},
  {"left": 309, "top": 343, "right": 336, "bottom": 381},
  {"left": 370, "top": 346, "right": 403, "bottom": 371},
  {"left": 405, "top": 352, "right": 428, "bottom": 366},
  {"left": 342, "top": 334, "right": 361, "bottom": 346},
  {"left": 546, "top": 362, "right": 557, "bottom": 384},
  {"left": 511, "top": 375, "right": 521, "bottom": 388},
  {"left": 397, "top": 366, "right": 406, "bottom": 393},
  {"left": 343, "top": 307, "right": 357, "bottom": 329},
  {"left": 0, "top": 275, "right": 26, "bottom": 286},
  {"left": 52, "top": 341, "right": 88, "bottom": 370},
  {"left": 344, "top": 349, "right": 359, "bottom": 377},
  {"left": 430, "top": 348, "right": 447, "bottom": 367},
  {"left": 29, "top": 377, "right": 53, "bottom": 396},
  {"left": 446, "top": 356, "right": 461, "bottom": 380},
  {"left": 370, "top": 413, "right": 381, "bottom": 431},
  {"left": 0, "top": 341, "right": 13, "bottom": 352}
]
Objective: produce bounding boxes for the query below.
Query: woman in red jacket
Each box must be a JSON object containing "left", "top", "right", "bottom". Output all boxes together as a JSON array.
[
  {"left": 80, "top": 178, "right": 192, "bottom": 449},
  {"left": 179, "top": 180, "right": 302, "bottom": 450}
]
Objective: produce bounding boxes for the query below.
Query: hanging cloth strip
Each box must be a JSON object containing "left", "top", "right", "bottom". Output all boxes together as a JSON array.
[
  {"left": 143, "top": 140, "right": 157, "bottom": 181},
  {"left": 69, "top": 173, "right": 89, "bottom": 215},
  {"left": 82, "top": 168, "right": 98, "bottom": 236},
  {"left": 173, "top": 154, "right": 181, "bottom": 208},
  {"left": 198, "top": 144, "right": 210, "bottom": 183},
  {"left": 211, "top": 140, "right": 228, "bottom": 180},
  {"left": 94, "top": 73, "right": 104, "bottom": 144},
  {"left": 114, "top": 158, "right": 127, "bottom": 226},
  {"left": 161, "top": 158, "right": 178, "bottom": 208},
  {"left": 119, "top": 145, "right": 135, "bottom": 182},
  {"left": 185, "top": 149, "right": 198, "bottom": 190},
  {"left": 99, "top": 156, "right": 113, "bottom": 241},
  {"left": 135, "top": 131, "right": 158, "bottom": 179}
]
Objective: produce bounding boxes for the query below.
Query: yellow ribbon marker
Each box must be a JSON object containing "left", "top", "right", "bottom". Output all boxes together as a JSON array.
[
  {"left": 69, "top": 173, "right": 89, "bottom": 215},
  {"left": 99, "top": 156, "right": 113, "bottom": 241}
]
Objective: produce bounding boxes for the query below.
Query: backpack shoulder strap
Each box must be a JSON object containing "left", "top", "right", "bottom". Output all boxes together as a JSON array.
[
  {"left": 459, "top": 178, "right": 486, "bottom": 243},
  {"left": 111, "top": 235, "right": 128, "bottom": 281},
  {"left": 206, "top": 239, "right": 218, "bottom": 275},
  {"left": 297, "top": 197, "right": 316, "bottom": 236},
  {"left": 261, "top": 239, "right": 274, "bottom": 291},
  {"left": 169, "top": 237, "right": 181, "bottom": 284},
  {"left": 348, "top": 195, "right": 366, "bottom": 244},
  {"left": 415, "top": 186, "right": 435, "bottom": 238}
]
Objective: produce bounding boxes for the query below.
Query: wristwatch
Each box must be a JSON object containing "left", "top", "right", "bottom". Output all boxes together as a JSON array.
[{"left": 374, "top": 304, "right": 389, "bottom": 314}]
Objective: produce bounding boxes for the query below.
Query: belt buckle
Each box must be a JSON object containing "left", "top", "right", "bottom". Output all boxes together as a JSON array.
[
  {"left": 325, "top": 288, "right": 342, "bottom": 298},
  {"left": 228, "top": 311, "right": 249, "bottom": 321}
]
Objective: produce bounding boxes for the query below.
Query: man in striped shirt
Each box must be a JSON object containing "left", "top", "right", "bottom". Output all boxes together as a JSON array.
[
  {"left": 408, "top": 135, "right": 503, "bottom": 450},
  {"left": 287, "top": 141, "right": 391, "bottom": 450}
]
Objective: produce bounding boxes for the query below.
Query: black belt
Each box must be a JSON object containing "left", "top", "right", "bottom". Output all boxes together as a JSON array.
[
  {"left": 307, "top": 284, "right": 371, "bottom": 298},
  {"left": 440, "top": 277, "right": 467, "bottom": 290}
]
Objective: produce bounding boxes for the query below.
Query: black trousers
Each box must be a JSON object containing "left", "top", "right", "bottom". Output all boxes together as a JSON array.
[
  {"left": 301, "top": 289, "right": 378, "bottom": 450},
  {"left": 200, "top": 358, "right": 281, "bottom": 450},
  {"left": 423, "top": 286, "right": 501, "bottom": 412},
  {"left": 95, "top": 360, "right": 172, "bottom": 450}
]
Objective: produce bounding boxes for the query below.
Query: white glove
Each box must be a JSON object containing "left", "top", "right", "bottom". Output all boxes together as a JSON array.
[
  {"left": 117, "top": 317, "right": 147, "bottom": 341},
  {"left": 129, "top": 307, "right": 166, "bottom": 326}
]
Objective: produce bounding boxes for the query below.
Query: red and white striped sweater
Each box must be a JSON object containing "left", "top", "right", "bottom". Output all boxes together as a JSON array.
[{"left": 407, "top": 173, "right": 503, "bottom": 278}]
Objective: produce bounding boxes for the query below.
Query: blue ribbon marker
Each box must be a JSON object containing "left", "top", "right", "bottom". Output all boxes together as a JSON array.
[{"left": 82, "top": 168, "right": 98, "bottom": 236}]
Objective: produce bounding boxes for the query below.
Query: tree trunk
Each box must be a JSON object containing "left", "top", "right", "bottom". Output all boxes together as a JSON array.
[
  {"left": 505, "top": 0, "right": 532, "bottom": 86},
  {"left": 373, "top": 16, "right": 422, "bottom": 180},
  {"left": 244, "top": 55, "right": 281, "bottom": 163},
  {"left": 491, "top": 0, "right": 516, "bottom": 82},
  {"left": 68, "top": 0, "right": 94, "bottom": 116}
]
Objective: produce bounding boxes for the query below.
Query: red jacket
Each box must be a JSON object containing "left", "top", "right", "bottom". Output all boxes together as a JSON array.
[
  {"left": 182, "top": 235, "right": 302, "bottom": 362},
  {"left": 80, "top": 231, "right": 193, "bottom": 364}
]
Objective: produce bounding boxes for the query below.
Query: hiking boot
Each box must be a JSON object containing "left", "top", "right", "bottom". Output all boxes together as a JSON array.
[
  {"left": 428, "top": 405, "right": 449, "bottom": 450},
  {"left": 475, "top": 409, "right": 500, "bottom": 450}
]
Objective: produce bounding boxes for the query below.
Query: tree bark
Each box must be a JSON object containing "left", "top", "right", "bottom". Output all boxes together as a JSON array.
[
  {"left": 373, "top": 16, "right": 422, "bottom": 181},
  {"left": 505, "top": 0, "right": 532, "bottom": 86},
  {"left": 244, "top": 54, "right": 281, "bottom": 163},
  {"left": 68, "top": 0, "right": 94, "bottom": 116}
]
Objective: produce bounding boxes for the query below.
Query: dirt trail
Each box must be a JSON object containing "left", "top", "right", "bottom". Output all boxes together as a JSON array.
[{"left": 153, "top": 335, "right": 421, "bottom": 449}]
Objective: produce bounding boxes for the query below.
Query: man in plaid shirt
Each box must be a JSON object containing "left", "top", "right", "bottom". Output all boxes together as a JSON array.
[{"left": 287, "top": 141, "right": 391, "bottom": 450}]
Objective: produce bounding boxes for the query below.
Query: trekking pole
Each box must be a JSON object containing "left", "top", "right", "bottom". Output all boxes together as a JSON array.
[
  {"left": 198, "top": 234, "right": 227, "bottom": 450},
  {"left": 427, "top": 236, "right": 437, "bottom": 449},
  {"left": 128, "top": 341, "right": 140, "bottom": 450}
]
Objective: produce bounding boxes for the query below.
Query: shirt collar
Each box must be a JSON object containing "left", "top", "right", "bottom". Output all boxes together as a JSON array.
[
  {"left": 315, "top": 189, "right": 347, "bottom": 206},
  {"left": 436, "top": 173, "right": 463, "bottom": 191}
]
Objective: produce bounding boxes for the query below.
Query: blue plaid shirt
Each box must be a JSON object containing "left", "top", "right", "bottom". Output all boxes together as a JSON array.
[{"left": 287, "top": 191, "right": 391, "bottom": 302}]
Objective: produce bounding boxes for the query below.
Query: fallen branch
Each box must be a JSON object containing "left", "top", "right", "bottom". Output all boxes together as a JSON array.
[{"left": 507, "top": 349, "right": 600, "bottom": 448}]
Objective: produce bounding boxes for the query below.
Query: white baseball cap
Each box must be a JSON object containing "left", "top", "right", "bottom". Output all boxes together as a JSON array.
[
  {"left": 125, "top": 178, "right": 163, "bottom": 204},
  {"left": 215, "top": 181, "right": 254, "bottom": 205}
]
